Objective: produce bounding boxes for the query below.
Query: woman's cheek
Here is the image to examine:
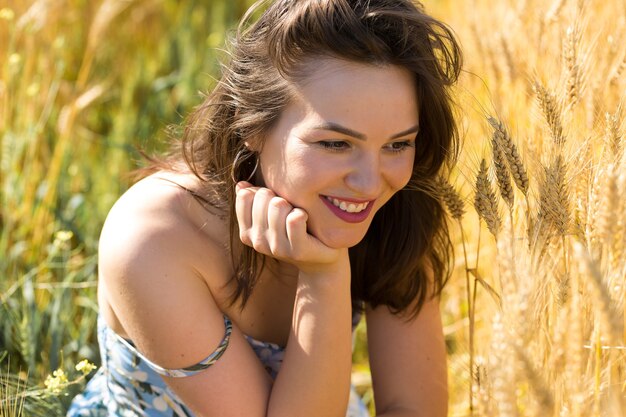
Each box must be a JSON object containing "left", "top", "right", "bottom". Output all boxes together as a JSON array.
[{"left": 388, "top": 156, "right": 415, "bottom": 191}]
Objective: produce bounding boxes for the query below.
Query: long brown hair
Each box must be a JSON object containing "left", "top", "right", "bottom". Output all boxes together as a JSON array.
[{"left": 146, "top": 0, "right": 462, "bottom": 317}]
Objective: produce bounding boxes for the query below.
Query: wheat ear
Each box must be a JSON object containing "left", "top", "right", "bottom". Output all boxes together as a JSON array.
[
  {"left": 490, "top": 126, "right": 515, "bottom": 208},
  {"left": 474, "top": 159, "right": 501, "bottom": 237},
  {"left": 488, "top": 117, "right": 529, "bottom": 196},
  {"left": 534, "top": 81, "right": 566, "bottom": 146},
  {"left": 599, "top": 165, "right": 619, "bottom": 250},
  {"left": 604, "top": 110, "right": 622, "bottom": 163},
  {"left": 537, "top": 154, "right": 571, "bottom": 239},
  {"left": 564, "top": 25, "right": 581, "bottom": 109},
  {"left": 435, "top": 175, "right": 465, "bottom": 220}
]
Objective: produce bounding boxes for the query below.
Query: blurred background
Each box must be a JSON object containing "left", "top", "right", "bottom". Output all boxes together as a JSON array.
[{"left": 1, "top": 0, "right": 625, "bottom": 416}]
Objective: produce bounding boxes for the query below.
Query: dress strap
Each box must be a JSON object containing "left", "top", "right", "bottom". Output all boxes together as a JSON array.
[{"left": 110, "top": 315, "right": 233, "bottom": 378}]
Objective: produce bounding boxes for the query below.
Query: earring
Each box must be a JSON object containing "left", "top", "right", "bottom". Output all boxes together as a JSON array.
[{"left": 230, "top": 147, "right": 259, "bottom": 183}]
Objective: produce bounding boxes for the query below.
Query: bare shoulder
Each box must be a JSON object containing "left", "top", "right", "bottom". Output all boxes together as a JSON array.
[
  {"left": 97, "top": 171, "right": 234, "bottom": 341},
  {"left": 96, "top": 172, "right": 274, "bottom": 415},
  {"left": 102, "top": 171, "right": 227, "bottom": 241},
  {"left": 99, "top": 171, "right": 232, "bottom": 285}
]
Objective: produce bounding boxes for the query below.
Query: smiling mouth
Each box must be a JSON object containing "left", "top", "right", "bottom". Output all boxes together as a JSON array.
[{"left": 323, "top": 196, "right": 371, "bottom": 213}]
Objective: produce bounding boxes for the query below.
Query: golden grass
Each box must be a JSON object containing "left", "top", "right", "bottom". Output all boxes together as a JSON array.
[
  {"left": 0, "top": 0, "right": 254, "bottom": 413},
  {"left": 430, "top": 0, "right": 626, "bottom": 415},
  {"left": 1, "top": 0, "right": 625, "bottom": 416}
]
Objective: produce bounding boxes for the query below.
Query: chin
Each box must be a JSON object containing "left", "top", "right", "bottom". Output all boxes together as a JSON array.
[{"left": 316, "top": 230, "right": 368, "bottom": 249}]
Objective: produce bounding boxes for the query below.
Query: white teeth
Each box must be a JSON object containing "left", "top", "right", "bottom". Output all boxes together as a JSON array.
[{"left": 326, "top": 197, "right": 368, "bottom": 213}]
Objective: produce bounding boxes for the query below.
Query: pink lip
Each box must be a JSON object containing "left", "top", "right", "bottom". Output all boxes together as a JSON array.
[{"left": 320, "top": 196, "right": 376, "bottom": 223}]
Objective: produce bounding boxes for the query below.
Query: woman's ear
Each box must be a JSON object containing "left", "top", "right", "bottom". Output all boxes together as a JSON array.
[{"left": 244, "top": 139, "right": 262, "bottom": 153}]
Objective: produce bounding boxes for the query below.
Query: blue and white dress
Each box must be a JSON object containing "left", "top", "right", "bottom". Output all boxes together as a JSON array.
[{"left": 67, "top": 312, "right": 370, "bottom": 417}]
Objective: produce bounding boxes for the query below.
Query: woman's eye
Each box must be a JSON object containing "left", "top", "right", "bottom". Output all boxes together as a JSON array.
[
  {"left": 319, "top": 141, "right": 350, "bottom": 151},
  {"left": 386, "top": 141, "right": 415, "bottom": 152}
]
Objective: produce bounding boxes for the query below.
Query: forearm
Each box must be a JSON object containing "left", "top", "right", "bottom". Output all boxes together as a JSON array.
[{"left": 267, "top": 269, "right": 353, "bottom": 417}]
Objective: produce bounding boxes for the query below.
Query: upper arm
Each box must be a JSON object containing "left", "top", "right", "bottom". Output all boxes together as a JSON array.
[
  {"left": 366, "top": 296, "right": 448, "bottom": 417},
  {"left": 98, "top": 187, "right": 272, "bottom": 417}
]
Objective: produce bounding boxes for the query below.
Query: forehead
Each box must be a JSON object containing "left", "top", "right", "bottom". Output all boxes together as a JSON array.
[{"left": 283, "top": 59, "right": 419, "bottom": 136}]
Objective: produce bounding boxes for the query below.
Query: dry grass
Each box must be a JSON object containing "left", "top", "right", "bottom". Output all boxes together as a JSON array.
[
  {"left": 0, "top": 0, "right": 254, "bottom": 414},
  {"left": 1, "top": 0, "right": 625, "bottom": 416},
  {"left": 431, "top": 0, "right": 626, "bottom": 415}
]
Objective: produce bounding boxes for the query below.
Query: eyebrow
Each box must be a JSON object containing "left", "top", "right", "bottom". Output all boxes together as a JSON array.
[{"left": 312, "top": 122, "right": 420, "bottom": 140}]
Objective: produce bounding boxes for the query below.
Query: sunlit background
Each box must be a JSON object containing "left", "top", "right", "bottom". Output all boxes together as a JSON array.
[{"left": 1, "top": 0, "right": 625, "bottom": 415}]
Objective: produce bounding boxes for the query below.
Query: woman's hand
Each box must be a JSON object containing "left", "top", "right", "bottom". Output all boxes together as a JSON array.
[
  {"left": 235, "top": 181, "right": 347, "bottom": 276},
  {"left": 235, "top": 181, "right": 354, "bottom": 417}
]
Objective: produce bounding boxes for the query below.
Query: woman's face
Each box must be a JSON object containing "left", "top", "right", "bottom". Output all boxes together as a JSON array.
[{"left": 255, "top": 59, "right": 418, "bottom": 249}]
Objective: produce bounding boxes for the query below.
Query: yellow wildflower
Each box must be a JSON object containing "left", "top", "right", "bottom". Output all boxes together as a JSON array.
[
  {"left": 44, "top": 369, "right": 68, "bottom": 394},
  {"left": 75, "top": 359, "right": 97, "bottom": 375},
  {"left": 55, "top": 230, "right": 74, "bottom": 242}
]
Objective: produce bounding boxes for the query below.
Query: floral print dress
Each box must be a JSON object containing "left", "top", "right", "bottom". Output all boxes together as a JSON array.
[{"left": 67, "top": 312, "right": 370, "bottom": 417}]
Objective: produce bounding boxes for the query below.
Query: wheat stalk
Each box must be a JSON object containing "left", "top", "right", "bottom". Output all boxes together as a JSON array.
[
  {"left": 499, "top": 33, "right": 517, "bottom": 82},
  {"left": 608, "top": 51, "right": 626, "bottom": 86},
  {"left": 487, "top": 117, "right": 529, "bottom": 196},
  {"left": 572, "top": 142, "right": 593, "bottom": 243},
  {"left": 573, "top": 242, "right": 622, "bottom": 346},
  {"left": 544, "top": 0, "right": 566, "bottom": 22},
  {"left": 565, "top": 270, "right": 585, "bottom": 417},
  {"left": 474, "top": 158, "right": 501, "bottom": 237},
  {"left": 537, "top": 154, "right": 571, "bottom": 240},
  {"left": 534, "top": 81, "right": 566, "bottom": 146},
  {"left": 599, "top": 164, "right": 619, "bottom": 253},
  {"left": 512, "top": 341, "right": 555, "bottom": 414},
  {"left": 434, "top": 173, "right": 476, "bottom": 413},
  {"left": 604, "top": 109, "right": 623, "bottom": 163},
  {"left": 490, "top": 124, "right": 515, "bottom": 208},
  {"left": 564, "top": 25, "right": 581, "bottom": 109},
  {"left": 490, "top": 314, "right": 520, "bottom": 417},
  {"left": 435, "top": 175, "right": 466, "bottom": 220}
]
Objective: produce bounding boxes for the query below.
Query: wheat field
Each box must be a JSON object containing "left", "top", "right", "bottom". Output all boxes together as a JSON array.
[{"left": 1, "top": 0, "right": 625, "bottom": 416}]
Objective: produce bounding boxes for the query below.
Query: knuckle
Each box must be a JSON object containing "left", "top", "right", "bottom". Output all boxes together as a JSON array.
[
  {"left": 250, "top": 234, "right": 269, "bottom": 252},
  {"left": 236, "top": 187, "right": 255, "bottom": 200},
  {"left": 268, "top": 196, "right": 292, "bottom": 212},
  {"left": 239, "top": 231, "right": 252, "bottom": 246},
  {"left": 255, "top": 188, "right": 274, "bottom": 200},
  {"left": 286, "top": 211, "right": 304, "bottom": 228}
]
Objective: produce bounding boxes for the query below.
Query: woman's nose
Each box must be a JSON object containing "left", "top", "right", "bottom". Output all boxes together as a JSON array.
[{"left": 344, "top": 153, "right": 382, "bottom": 196}]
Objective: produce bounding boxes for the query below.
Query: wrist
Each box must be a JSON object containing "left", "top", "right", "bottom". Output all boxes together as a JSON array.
[{"left": 296, "top": 249, "right": 351, "bottom": 284}]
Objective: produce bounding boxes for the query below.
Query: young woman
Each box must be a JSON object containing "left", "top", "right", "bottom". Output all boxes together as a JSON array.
[{"left": 68, "top": 1, "right": 462, "bottom": 416}]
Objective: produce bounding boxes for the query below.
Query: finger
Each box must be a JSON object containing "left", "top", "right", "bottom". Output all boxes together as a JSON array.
[
  {"left": 251, "top": 188, "right": 274, "bottom": 230},
  {"left": 267, "top": 196, "right": 293, "bottom": 255},
  {"left": 286, "top": 209, "right": 338, "bottom": 265},
  {"left": 285, "top": 208, "right": 309, "bottom": 254},
  {"left": 234, "top": 182, "right": 262, "bottom": 235},
  {"left": 246, "top": 188, "right": 275, "bottom": 253},
  {"left": 235, "top": 187, "right": 256, "bottom": 245},
  {"left": 235, "top": 181, "right": 254, "bottom": 192}
]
